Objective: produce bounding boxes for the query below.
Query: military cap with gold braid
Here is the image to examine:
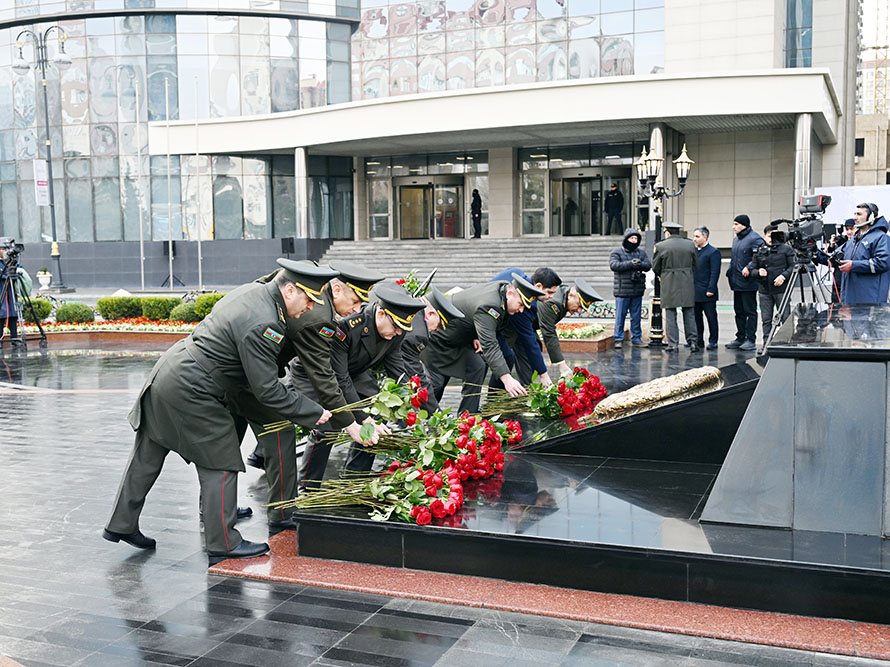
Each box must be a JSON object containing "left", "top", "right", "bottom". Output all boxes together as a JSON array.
[
  {"left": 511, "top": 272, "right": 547, "bottom": 308},
  {"left": 374, "top": 283, "right": 426, "bottom": 331},
  {"left": 574, "top": 277, "right": 603, "bottom": 310},
  {"left": 276, "top": 258, "right": 339, "bottom": 304},
  {"left": 328, "top": 260, "right": 385, "bottom": 303},
  {"left": 425, "top": 286, "right": 464, "bottom": 330}
]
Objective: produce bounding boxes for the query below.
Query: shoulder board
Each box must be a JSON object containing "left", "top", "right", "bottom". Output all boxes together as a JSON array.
[
  {"left": 318, "top": 326, "right": 335, "bottom": 338},
  {"left": 487, "top": 308, "right": 500, "bottom": 320},
  {"left": 348, "top": 317, "right": 362, "bottom": 328},
  {"left": 334, "top": 326, "right": 346, "bottom": 341},
  {"left": 416, "top": 341, "right": 425, "bottom": 353},
  {"left": 277, "top": 305, "right": 285, "bottom": 324},
  {"left": 263, "top": 327, "right": 284, "bottom": 344}
]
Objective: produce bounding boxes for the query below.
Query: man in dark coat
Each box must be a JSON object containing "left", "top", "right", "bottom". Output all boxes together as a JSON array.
[
  {"left": 653, "top": 222, "right": 698, "bottom": 352},
  {"left": 539, "top": 278, "right": 603, "bottom": 377},
  {"left": 692, "top": 226, "right": 721, "bottom": 349},
  {"left": 401, "top": 287, "right": 465, "bottom": 414},
  {"left": 471, "top": 189, "right": 483, "bottom": 238},
  {"left": 0, "top": 244, "right": 21, "bottom": 345},
  {"left": 839, "top": 202, "right": 890, "bottom": 304},
  {"left": 609, "top": 228, "right": 651, "bottom": 348},
  {"left": 300, "top": 284, "right": 425, "bottom": 484},
  {"left": 748, "top": 224, "right": 795, "bottom": 345},
  {"left": 424, "top": 276, "right": 544, "bottom": 414},
  {"left": 604, "top": 183, "right": 625, "bottom": 235},
  {"left": 104, "top": 260, "right": 336, "bottom": 564},
  {"left": 726, "top": 214, "right": 764, "bottom": 351}
]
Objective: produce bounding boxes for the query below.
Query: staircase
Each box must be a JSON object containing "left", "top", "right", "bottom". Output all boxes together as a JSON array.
[{"left": 319, "top": 237, "right": 621, "bottom": 297}]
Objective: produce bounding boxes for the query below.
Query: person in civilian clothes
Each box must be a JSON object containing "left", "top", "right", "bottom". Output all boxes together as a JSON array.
[
  {"left": 726, "top": 214, "right": 764, "bottom": 351},
  {"left": 609, "top": 229, "right": 651, "bottom": 348},
  {"left": 692, "top": 226, "right": 720, "bottom": 350}
]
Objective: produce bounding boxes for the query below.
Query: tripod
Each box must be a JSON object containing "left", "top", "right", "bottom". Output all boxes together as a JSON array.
[
  {"left": 0, "top": 256, "right": 48, "bottom": 349},
  {"left": 761, "top": 258, "right": 830, "bottom": 351}
]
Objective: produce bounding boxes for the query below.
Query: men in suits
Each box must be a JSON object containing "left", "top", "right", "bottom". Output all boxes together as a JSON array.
[
  {"left": 538, "top": 279, "right": 603, "bottom": 377},
  {"left": 653, "top": 222, "right": 698, "bottom": 352},
  {"left": 692, "top": 226, "right": 721, "bottom": 350},
  {"left": 300, "top": 284, "right": 426, "bottom": 484},
  {"left": 104, "top": 260, "right": 336, "bottom": 565},
  {"left": 424, "top": 275, "right": 545, "bottom": 414}
]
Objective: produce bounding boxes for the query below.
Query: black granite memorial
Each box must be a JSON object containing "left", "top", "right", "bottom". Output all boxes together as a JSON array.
[{"left": 702, "top": 303, "right": 890, "bottom": 537}]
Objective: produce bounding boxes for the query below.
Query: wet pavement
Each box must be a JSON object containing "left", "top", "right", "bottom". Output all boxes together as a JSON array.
[{"left": 1, "top": 342, "right": 888, "bottom": 666}]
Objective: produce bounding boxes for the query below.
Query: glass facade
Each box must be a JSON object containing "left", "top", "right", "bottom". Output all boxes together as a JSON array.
[
  {"left": 784, "top": 0, "right": 812, "bottom": 68},
  {"left": 0, "top": 11, "right": 354, "bottom": 243},
  {"left": 351, "top": 0, "right": 664, "bottom": 99}
]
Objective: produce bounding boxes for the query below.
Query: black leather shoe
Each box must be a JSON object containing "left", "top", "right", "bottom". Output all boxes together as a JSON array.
[
  {"left": 268, "top": 517, "right": 297, "bottom": 535},
  {"left": 207, "top": 539, "right": 269, "bottom": 566},
  {"left": 664, "top": 344, "right": 679, "bottom": 352},
  {"left": 103, "top": 528, "right": 156, "bottom": 550},
  {"left": 706, "top": 343, "right": 718, "bottom": 350},
  {"left": 689, "top": 343, "right": 701, "bottom": 352},
  {"left": 236, "top": 506, "right": 253, "bottom": 520},
  {"left": 246, "top": 452, "right": 265, "bottom": 470}
]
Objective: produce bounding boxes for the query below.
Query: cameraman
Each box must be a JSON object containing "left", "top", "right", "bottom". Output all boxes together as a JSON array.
[
  {"left": 815, "top": 218, "right": 855, "bottom": 303},
  {"left": 0, "top": 244, "right": 21, "bottom": 344},
  {"left": 747, "top": 224, "right": 794, "bottom": 344},
  {"left": 839, "top": 202, "right": 890, "bottom": 304}
]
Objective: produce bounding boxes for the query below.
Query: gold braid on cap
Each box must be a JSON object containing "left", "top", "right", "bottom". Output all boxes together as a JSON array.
[
  {"left": 437, "top": 310, "right": 448, "bottom": 329},
  {"left": 293, "top": 281, "right": 325, "bottom": 304},
  {"left": 517, "top": 287, "right": 534, "bottom": 308},
  {"left": 382, "top": 308, "right": 416, "bottom": 331},
  {"left": 345, "top": 282, "right": 371, "bottom": 302}
]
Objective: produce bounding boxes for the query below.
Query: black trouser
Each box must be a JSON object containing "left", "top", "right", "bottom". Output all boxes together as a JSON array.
[
  {"left": 605, "top": 212, "right": 622, "bottom": 235},
  {"left": 429, "top": 350, "right": 488, "bottom": 415},
  {"left": 694, "top": 301, "right": 718, "bottom": 347},
  {"left": 759, "top": 291, "right": 790, "bottom": 342},
  {"left": 472, "top": 213, "right": 481, "bottom": 238},
  {"left": 732, "top": 291, "right": 758, "bottom": 343}
]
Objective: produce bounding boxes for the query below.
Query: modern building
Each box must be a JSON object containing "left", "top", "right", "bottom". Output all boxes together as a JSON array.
[{"left": 0, "top": 0, "right": 859, "bottom": 286}]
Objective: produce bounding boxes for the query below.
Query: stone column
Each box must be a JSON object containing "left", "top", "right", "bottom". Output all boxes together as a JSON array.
[
  {"left": 354, "top": 157, "right": 368, "bottom": 240},
  {"left": 793, "top": 113, "right": 813, "bottom": 212},
  {"left": 487, "top": 147, "right": 517, "bottom": 238},
  {"left": 295, "top": 147, "right": 309, "bottom": 238}
]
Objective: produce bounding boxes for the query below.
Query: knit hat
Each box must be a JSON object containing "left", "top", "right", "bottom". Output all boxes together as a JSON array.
[
  {"left": 843, "top": 218, "right": 855, "bottom": 227},
  {"left": 733, "top": 214, "right": 751, "bottom": 228}
]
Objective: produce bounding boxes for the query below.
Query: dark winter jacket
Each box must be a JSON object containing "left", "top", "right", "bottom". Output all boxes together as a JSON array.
[
  {"left": 747, "top": 242, "right": 795, "bottom": 295},
  {"left": 605, "top": 189, "right": 624, "bottom": 215},
  {"left": 0, "top": 262, "right": 19, "bottom": 320},
  {"left": 727, "top": 227, "right": 765, "bottom": 291},
  {"left": 840, "top": 217, "right": 890, "bottom": 304},
  {"left": 609, "top": 229, "right": 651, "bottom": 298},
  {"left": 693, "top": 243, "right": 721, "bottom": 302}
]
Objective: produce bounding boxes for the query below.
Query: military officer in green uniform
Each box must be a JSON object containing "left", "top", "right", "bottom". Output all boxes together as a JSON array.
[
  {"left": 301, "top": 283, "right": 426, "bottom": 482},
  {"left": 538, "top": 278, "right": 603, "bottom": 377},
  {"left": 103, "top": 260, "right": 337, "bottom": 565},
  {"left": 400, "top": 287, "right": 465, "bottom": 414},
  {"left": 245, "top": 260, "right": 385, "bottom": 530},
  {"left": 424, "top": 275, "right": 545, "bottom": 414}
]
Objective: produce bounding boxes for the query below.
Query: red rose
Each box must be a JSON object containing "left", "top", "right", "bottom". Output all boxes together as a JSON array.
[
  {"left": 416, "top": 508, "right": 431, "bottom": 525},
  {"left": 417, "top": 387, "right": 428, "bottom": 402},
  {"left": 425, "top": 485, "right": 437, "bottom": 497},
  {"left": 396, "top": 278, "right": 406, "bottom": 285},
  {"left": 409, "top": 374, "right": 421, "bottom": 389},
  {"left": 405, "top": 411, "right": 417, "bottom": 426},
  {"left": 411, "top": 396, "right": 422, "bottom": 409},
  {"left": 443, "top": 500, "right": 456, "bottom": 515},
  {"left": 429, "top": 499, "right": 446, "bottom": 518}
]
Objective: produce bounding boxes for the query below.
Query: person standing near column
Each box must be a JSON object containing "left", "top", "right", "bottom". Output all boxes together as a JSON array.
[
  {"left": 726, "top": 214, "right": 764, "bottom": 351},
  {"left": 604, "top": 183, "right": 625, "bottom": 236},
  {"left": 653, "top": 222, "right": 698, "bottom": 352},
  {"left": 609, "top": 229, "right": 650, "bottom": 348},
  {"left": 692, "top": 226, "right": 720, "bottom": 350},
  {"left": 471, "top": 189, "right": 483, "bottom": 239}
]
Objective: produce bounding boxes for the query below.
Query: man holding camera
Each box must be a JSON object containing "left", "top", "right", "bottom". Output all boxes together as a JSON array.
[
  {"left": 838, "top": 203, "right": 890, "bottom": 305},
  {"left": 0, "top": 243, "right": 22, "bottom": 345},
  {"left": 609, "top": 228, "right": 651, "bottom": 348},
  {"left": 748, "top": 224, "right": 795, "bottom": 345}
]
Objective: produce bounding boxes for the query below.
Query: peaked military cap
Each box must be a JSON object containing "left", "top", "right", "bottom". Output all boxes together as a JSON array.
[
  {"left": 511, "top": 272, "right": 547, "bottom": 308},
  {"left": 425, "top": 286, "right": 464, "bottom": 330},
  {"left": 375, "top": 283, "right": 426, "bottom": 331},
  {"left": 328, "top": 260, "right": 385, "bottom": 302},
  {"left": 276, "top": 258, "right": 339, "bottom": 304},
  {"left": 574, "top": 278, "right": 603, "bottom": 310},
  {"left": 662, "top": 221, "right": 682, "bottom": 231}
]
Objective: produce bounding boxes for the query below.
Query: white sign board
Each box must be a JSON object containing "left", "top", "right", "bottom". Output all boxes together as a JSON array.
[
  {"left": 33, "top": 159, "right": 49, "bottom": 207},
  {"left": 815, "top": 185, "right": 890, "bottom": 224}
]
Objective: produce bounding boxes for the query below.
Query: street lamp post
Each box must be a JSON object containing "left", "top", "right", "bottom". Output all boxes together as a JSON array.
[
  {"left": 634, "top": 143, "right": 695, "bottom": 347},
  {"left": 13, "top": 26, "right": 71, "bottom": 290}
]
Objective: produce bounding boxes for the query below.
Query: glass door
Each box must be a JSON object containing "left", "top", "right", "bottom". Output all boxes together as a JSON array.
[
  {"left": 434, "top": 183, "right": 463, "bottom": 238},
  {"left": 399, "top": 185, "right": 432, "bottom": 239},
  {"left": 563, "top": 178, "right": 593, "bottom": 236}
]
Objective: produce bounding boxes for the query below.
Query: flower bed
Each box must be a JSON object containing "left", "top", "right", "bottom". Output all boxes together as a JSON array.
[
  {"left": 23, "top": 317, "right": 197, "bottom": 333},
  {"left": 555, "top": 321, "right": 605, "bottom": 339}
]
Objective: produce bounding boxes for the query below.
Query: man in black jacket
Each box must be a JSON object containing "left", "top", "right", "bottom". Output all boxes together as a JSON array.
[
  {"left": 604, "top": 183, "right": 624, "bottom": 235},
  {"left": 726, "top": 214, "right": 765, "bottom": 351},
  {"left": 609, "top": 228, "right": 651, "bottom": 348},
  {"left": 748, "top": 224, "right": 795, "bottom": 346}
]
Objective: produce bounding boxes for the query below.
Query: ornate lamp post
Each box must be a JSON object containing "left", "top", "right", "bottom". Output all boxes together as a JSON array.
[
  {"left": 13, "top": 26, "right": 71, "bottom": 290},
  {"left": 634, "top": 143, "right": 695, "bottom": 347}
]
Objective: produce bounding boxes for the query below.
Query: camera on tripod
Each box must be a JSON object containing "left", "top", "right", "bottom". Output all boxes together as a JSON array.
[
  {"left": 0, "top": 237, "right": 24, "bottom": 264},
  {"left": 770, "top": 194, "right": 831, "bottom": 264}
]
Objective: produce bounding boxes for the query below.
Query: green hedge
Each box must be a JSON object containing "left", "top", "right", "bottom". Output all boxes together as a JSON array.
[
  {"left": 22, "top": 298, "right": 52, "bottom": 324},
  {"left": 142, "top": 296, "right": 182, "bottom": 321},
  {"left": 168, "top": 302, "right": 201, "bottom": 323},
  {"left": 96, "top": 296, "right": 143, "bottom": 320},
  {"left": 55, "top": 302, "right": 95, "bottom": 324},
  {"left": 194, "top": 293, "right": 225, "bottom": 319}
]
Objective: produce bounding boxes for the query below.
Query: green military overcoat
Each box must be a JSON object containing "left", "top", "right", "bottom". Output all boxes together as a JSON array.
[
  {"left": 423, "top": 282, "right": 512, "bottom": 379},
  {"left": 128, "top": 280, "right": 324, "bottom": 472},
  {"left": 537, "top": 283, "right": 570, "bottom": 364},
  {"left": 653, "top": 235, "right": 698, "bottom": 309}
]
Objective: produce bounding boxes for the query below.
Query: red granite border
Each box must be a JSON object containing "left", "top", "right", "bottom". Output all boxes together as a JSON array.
[{"left": 209, "top": 532, "right": 890, "bottom": 661}]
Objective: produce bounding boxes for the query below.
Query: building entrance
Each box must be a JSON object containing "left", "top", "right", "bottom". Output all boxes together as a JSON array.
[
  {"left": 397, "top": 180, "right": 464, "bottom": 239},
  {"left": 550, "top": 172, "right": 631, "bottom": 236}
]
